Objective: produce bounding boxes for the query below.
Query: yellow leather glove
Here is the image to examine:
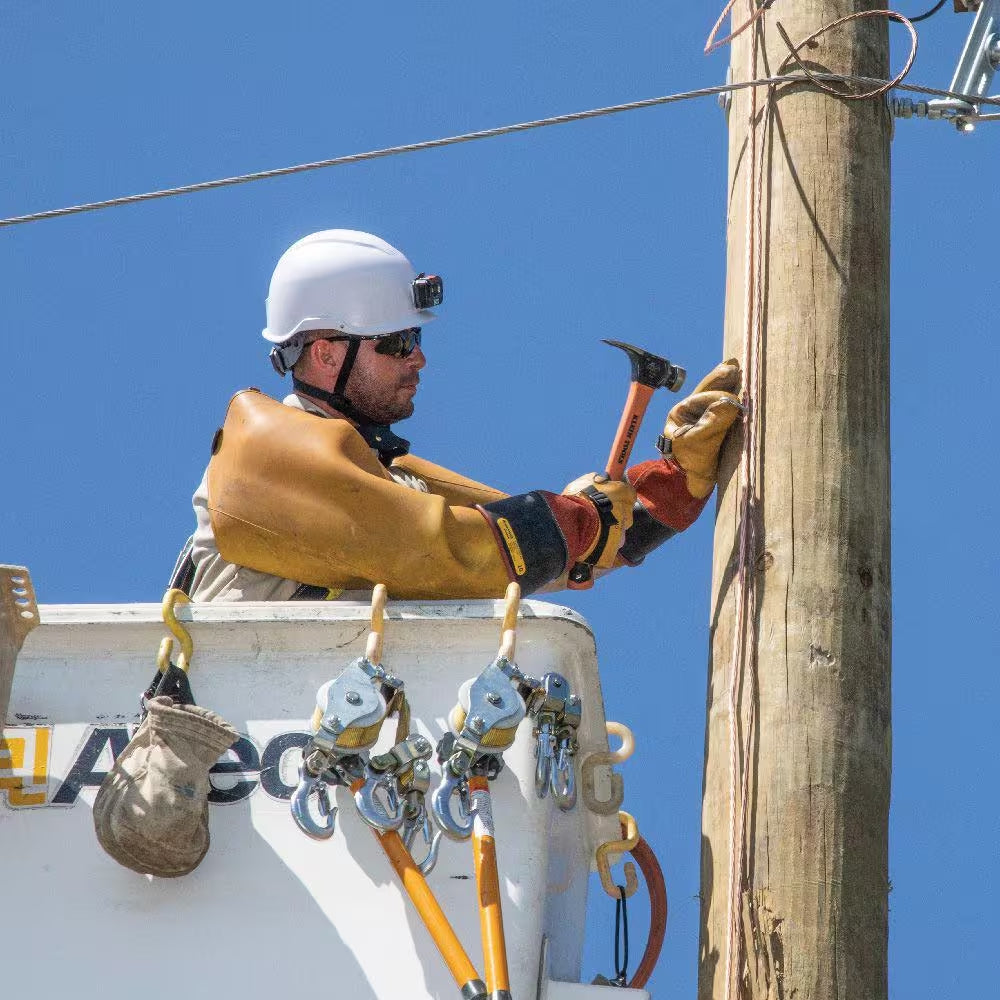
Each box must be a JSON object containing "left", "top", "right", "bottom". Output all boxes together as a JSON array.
[
  {"left": 662, "top": 359, "right": 743, "bottom": 499},
  {"left": 562, "top": 473, "right": 636, "bottom": 569}
]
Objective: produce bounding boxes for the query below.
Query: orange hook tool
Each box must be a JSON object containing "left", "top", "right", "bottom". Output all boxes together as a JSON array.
[{"left": 469, "top": 775, "right": 510, "bottom": 998}]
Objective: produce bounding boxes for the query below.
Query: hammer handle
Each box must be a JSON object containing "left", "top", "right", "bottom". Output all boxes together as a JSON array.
[
  {"left": 605, "top": 382, "right": 656, "bottom": 481},
  {"left": 566, "top": 381, "right": 657, "bottom": 591}
]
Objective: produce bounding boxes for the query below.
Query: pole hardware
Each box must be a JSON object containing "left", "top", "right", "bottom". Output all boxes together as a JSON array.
[
  {"left": 718, "top": 65, "right": 735, "bottom": 113},
  {"left": 894, "top": 0, "right": 1000, "bottom": 130}
]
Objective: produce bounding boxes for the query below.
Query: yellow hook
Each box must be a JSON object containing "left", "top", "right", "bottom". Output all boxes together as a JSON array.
[
  {"left": 364, "top": 584, "right": 388, "bottom": 665},
  {"left": 499, "top": 581, "right": 521, "bottom": 661},
  {"left": 161, "top": 588, "right": 193, "bottom": 672},
  {"left": 596, "top": 810, "right": 641, "bottom": 899},
  {"left": 156, "top": 636, "right": 174, "bottom": 673},
  {"left": 581, "top": 721, "right": 635, "bottom": 815}
]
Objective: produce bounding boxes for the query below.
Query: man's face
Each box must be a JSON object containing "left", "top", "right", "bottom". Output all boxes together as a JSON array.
[{"left": 345, "top": 338, "right": 426, "bottom": 425}]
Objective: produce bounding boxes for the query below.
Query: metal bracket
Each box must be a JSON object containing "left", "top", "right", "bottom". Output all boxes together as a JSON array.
[
  {"left": 895, "top": 0, "right": 1000, "bottom": 131},
  {"left": 718, "top": 64, "right": 735, "bottom": 115}
]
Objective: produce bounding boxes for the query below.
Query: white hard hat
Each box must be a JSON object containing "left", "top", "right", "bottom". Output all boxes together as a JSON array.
[{"left": 262, "top": 230, "right": 438, "bottom": 345}]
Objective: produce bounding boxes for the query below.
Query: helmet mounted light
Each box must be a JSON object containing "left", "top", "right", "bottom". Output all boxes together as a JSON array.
[{"left": 412, "top": 273, "right": 443, "bottom": 310}]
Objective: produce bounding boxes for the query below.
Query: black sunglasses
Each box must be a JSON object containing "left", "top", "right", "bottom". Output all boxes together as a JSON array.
[
  {"left": 323, "top": 328, "right": 422, "bottom": 359},
  {"left": 374, "top": 327, "right": 422, "bottom": 358}
]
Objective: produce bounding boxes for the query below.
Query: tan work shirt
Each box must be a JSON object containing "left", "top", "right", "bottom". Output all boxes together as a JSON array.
[{"left": 188, "top": 393, "right": 428, "bottom": 602}]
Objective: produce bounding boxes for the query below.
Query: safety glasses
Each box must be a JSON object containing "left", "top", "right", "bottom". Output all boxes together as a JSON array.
[
  {"left": 373, "top": 327, "right": 422, "bottom": 358},
  {"left": 322, "top": 328, "right": 422, "bottom": 360}
]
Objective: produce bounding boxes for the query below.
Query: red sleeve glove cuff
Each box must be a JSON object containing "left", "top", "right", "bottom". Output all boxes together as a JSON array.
[
  {"left": 543, "top": 492, "right": 602, "bottom": 562},
  {"left": 626, "top": 458, "right": 709, "bottom": 531}
]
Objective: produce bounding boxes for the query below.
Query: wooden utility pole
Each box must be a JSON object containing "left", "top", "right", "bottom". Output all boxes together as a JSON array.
[{"left": 700, "top": 4, "right": 892, "bottom": 1000}]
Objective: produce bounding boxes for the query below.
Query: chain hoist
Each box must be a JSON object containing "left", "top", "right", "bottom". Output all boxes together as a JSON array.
[{"left": 290, "top": 640, "right": 427, "bottom": 840}]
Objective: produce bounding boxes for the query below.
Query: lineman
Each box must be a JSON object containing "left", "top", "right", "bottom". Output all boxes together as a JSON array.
[{"left": 174, "top": 230, "right": 740, "bottom": 602}]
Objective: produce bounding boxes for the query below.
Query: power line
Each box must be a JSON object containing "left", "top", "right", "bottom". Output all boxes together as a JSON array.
[
  {"left": 908, "top": 1, "right": 947, "bottom": 24},
  {"left": 1, "top": 72, "right": 997, "bottom": 230}
]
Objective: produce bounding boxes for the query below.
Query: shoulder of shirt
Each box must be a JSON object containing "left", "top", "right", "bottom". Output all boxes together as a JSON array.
[{"left": 283, "top": 392, "right": 330, "bottom": 417}]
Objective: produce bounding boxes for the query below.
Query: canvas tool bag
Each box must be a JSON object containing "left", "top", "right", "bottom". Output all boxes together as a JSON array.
[{"left": 93, "top": 693, "right": 238, "bottom": 877}]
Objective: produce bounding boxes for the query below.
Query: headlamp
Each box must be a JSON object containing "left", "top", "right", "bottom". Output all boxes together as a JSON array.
[{"left": 412, "top": 273, "right": 443, "bottom": 310}]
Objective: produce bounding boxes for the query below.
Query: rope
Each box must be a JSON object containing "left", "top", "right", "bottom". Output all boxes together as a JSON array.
[
  {"left": 1, "top": 73, "right": 997, "bottom": 230},
  {"left": 724, "top": 6, "right": 764, "bottom": 995}
]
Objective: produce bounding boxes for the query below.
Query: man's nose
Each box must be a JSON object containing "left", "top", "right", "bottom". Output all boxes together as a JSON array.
[{"left": 408, "top": 345, "right": 427, "bottom": 371}]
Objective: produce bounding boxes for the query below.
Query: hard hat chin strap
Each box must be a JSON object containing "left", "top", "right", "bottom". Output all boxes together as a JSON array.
[{"left": 292, "top": 339, "right": 410, "bottom": 462}]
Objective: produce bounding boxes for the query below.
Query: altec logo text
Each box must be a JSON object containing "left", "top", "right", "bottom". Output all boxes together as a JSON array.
[{"left": 0, "top": 726, "right": 311, "bottom": 809}]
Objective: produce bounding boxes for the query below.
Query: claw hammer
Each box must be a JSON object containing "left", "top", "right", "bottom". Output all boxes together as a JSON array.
[{"left": 567, "top": 339, "right": 686, "bottom": 589}]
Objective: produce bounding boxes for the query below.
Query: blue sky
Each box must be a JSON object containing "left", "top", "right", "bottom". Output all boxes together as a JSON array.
[{"left": 1, "top": 4, "right": 997, "bottom": 996}]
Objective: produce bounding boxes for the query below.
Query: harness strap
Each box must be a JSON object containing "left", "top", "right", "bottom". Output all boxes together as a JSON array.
[{"left": 291, "top": 374, "right": 411, "bottom": 462}]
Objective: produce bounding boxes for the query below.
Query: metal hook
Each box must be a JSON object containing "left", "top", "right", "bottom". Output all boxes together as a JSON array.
[
  {"left": 290, "top": 762, "right": 337, "bottom": 840},
  {"left": 581, "top": 721, "right": 634, "bottom": 816},
  {"left": 354, "top": 773, "right": 406, "bottom": 833},
  {"left": 534, "top": 721, "right": 556, "bottom": 799},
  {"left": 161, "top": 588, "right": 193, "bottom": 672},
  {"left": 402, "top": 802, "right": 443, "bottom": 876},
  {"left": 596, "top": 810, "right": 640, "bottom": 900},
  {"left": 430, "top": 768, "right": 474, "bottom": 841},
  {"left": 550, "top": 741, "right": 577, "bottom": 811},
  {"left": 156, "top": 636, "right": 174, "bottom": 673}
]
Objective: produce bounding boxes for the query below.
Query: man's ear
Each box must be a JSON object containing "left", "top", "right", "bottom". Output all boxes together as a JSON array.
[{"left": 303, "top": 338, "right": 347, "bottom": 375}]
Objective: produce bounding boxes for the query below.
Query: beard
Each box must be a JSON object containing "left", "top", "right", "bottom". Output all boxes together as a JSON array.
[
  {"left": 347, "top": 383, "right": 414, "bottom": 424},
  {"left": 343, "top": 354, "right": 416, "bottom": 425}
]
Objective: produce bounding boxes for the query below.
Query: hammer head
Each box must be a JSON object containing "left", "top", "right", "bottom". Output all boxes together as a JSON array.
[{"left": 603, "top": 339, "right": 686, "bottom": 392}]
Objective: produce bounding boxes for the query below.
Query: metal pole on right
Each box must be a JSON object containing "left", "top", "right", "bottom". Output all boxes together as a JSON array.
[{"left": 700, "top": 4, "right": 892, "bottom": 1000}]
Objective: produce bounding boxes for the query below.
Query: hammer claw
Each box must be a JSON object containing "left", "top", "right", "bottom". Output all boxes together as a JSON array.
[{"left": 602, "top": 339, "right": 686, "bottom": 394}]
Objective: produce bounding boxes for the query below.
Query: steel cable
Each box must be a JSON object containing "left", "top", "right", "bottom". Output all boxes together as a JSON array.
[{"left": 0, "top": 73, "right": 997, "bottom": 230}]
